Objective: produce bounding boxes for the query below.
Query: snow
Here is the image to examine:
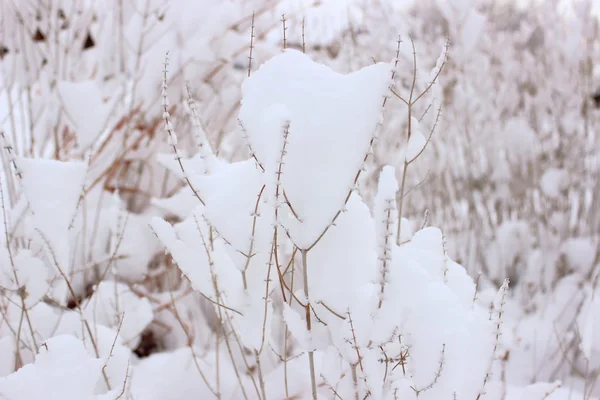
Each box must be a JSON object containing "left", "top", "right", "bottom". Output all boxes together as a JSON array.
[
  {"left": 192, "top": 159, "right": 266, "bottom": 259},
  {"left": 83, "top": 281, "right": 154, "bottom": 349},
  {"left": 0, "top": 1, "right": 598, "bottom": 399},
  {"left": 0, "top": 335, "right": 108, "bottom": 400},
  {"left": 151, "top": 186, "right": 199, "bottom": 219},
  {"left": 540, "top": 168, "right": 569, "bottom": 199},
  {"left": 16, "top": 157, "right": 87, "bottom": 239},
  {"left": 15, "top": 157, "right": 87, "bottom": 302},
  {"left": 0, "top": 249, "right": 50, "bottom": 308},
  {"left": 238, "top": 49, "right": 392, "bottom": 249},
  {"left": 129, "top": 347, "right": 228, "bottom": 400},
  {"left": 309, "top": 194, "right": 377, "bottom": 316},
  {"left": 283, "top": 302, "right": 312, "bottom": 350},
  {"left": 57, "top": 80, "right": 118, "bottom": 150},
  {"left": 373, "top": 166, "right": 399, "bottom": 304},
  {"left": 405, "top": 119, "right": 427, "bottom": 162},
  {"left": 106, "top": 209, "right": 160, "bottom": 282},
  {"left": 150, "top": 213, "right": 221, "bottom": 301}
]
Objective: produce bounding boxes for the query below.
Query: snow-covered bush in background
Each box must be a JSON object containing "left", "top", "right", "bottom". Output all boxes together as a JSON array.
[
  {"left": 340, "top": 0, "right": 600, "bottom": 396},
  {"left": 1, "top": 0, "right": 599, "bottom": 399}
]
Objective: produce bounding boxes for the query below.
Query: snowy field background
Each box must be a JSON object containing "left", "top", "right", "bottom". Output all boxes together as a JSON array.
[{"left": 0, "top": 0, "right": 599, "bottom": 399}]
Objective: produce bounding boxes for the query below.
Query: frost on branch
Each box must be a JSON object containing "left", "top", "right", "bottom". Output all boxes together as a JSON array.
[{"left": 373, "top": 165, "right": 399, "bottom": 308}]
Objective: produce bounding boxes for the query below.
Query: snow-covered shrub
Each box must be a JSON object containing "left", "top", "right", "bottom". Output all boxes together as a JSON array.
[{"left": 149, "top": 47, "right": 507, "bottom": 400}]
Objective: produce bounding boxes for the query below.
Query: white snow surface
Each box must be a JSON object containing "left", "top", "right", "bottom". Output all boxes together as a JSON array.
[{"left": 238, "top": 49, "right": 392, "bottom": 249}]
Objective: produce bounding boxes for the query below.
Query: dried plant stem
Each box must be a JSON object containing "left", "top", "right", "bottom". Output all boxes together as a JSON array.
[
  {"left": 0, "top": 171, "right": 38, "bottom": 356},
  {"left": 166, "top": 272, "right": 219, "bottom": 398},
  {"left": 255, "top": 232, "right": 271, "bottom": 399},
  {"left": 376, "top": 199, "right": 394, "bottom": 311},
  {"left": 215, "top": 322, "right": 221, "bottom": 396},
  {"left": 476, "top": 279, "right": 509, "bottom": 400},
  {"left": 101, "top": 313, "right": 125, "bottom": 383},
  {"left": 347, "top": 310, "right": 364, "bottom": 373},
  {"left": 219, "top": 312, "right": 251, "bottom": 400},
  {"left": 255, "top": 350, "right": 268, "bottom": 400},
  {"left": 226, "top": 315, "right": 262, "bottom": 400},
  {"left": 396, "top": 105, "right": 441, "bottom": 244},
  {"left": 301, "top": 249, "right": 318, "bottom": 399},
  {"left": 248, "top": 12, "right": 255, "bottom": 77},
  {"left": 0, "top": 300, "right": 31, "bottom": 368},
  {"left": 396, "top": 161, "right": 409, "bottom": 244},
  {"left": 281, "top": 14, "right": 288, "bottom": 50},
  {"left": 393, "top": 36, "right": 447, "bottom": 245},
  {"left": 413, "top": 344, "right": 445, "bottom": 396},
  {"left": 351, "top": 364, "right": 360, "bottom": 400},
  {"left": 162, "top": 53, "right": 205, "bottom": 206},
  {"left": 301, "top": 18, "right": 306, "bottom": 53},
  {"left": 193, "top": 219, "right": 258, "bottom": 400},
  {"left": 36, "top": 230, "right": 111, "bottom": 389},
  {"left": 123, "top": 0, "right": 151, "bottom": 144},
  {"left": 0, "top": 132, "right": 19, "bottom": 206}
]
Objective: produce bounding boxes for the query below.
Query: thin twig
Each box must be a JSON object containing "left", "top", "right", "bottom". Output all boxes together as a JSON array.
[{"left": 248, "top": 12, "right": 255, "bottom": 77}]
